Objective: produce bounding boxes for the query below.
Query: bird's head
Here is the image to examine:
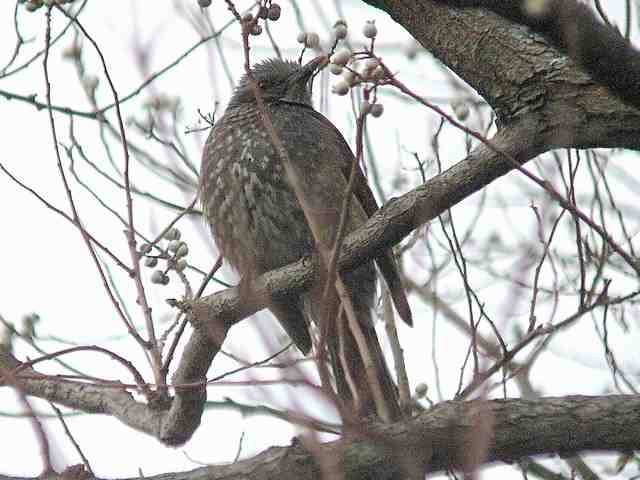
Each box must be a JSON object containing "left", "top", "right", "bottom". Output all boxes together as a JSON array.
[{"left": 229, "top": 56, "right": 327, "bottom": 108}]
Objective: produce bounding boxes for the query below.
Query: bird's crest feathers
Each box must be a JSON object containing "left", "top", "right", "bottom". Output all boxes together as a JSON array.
[{"left": 229, "top": 58, "right": 313, "bottom": 107}]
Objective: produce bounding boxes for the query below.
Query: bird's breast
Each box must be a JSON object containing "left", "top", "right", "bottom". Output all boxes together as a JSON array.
[{"left": 200, "top": 107, "right": 313, "bottom": 274}]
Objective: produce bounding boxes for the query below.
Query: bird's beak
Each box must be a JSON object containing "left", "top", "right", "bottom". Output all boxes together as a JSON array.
[
  {"left": 304, "top": 55, "right": 329, "bottom": 75},
  {"left": 295, "top": 55, "right": 329, "bottom": 83}
]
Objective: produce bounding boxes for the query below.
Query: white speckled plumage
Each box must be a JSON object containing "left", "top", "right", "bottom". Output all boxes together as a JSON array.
[{"left": 200, "top": 57, "right": 410, "bottom": 421}]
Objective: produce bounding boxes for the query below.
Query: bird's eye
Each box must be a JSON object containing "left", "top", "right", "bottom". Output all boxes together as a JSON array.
[{"left": 257, "top": 80, "right": 267, "bottom": 89}]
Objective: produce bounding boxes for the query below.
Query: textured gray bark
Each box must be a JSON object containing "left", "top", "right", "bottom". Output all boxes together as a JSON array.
[{"left": 1, "top": 396, "right": 639, "bottom": 480}]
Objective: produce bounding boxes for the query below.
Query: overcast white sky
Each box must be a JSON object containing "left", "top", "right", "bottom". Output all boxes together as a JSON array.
[{"left": 1, "top": 0, "right": 638, "bottom": 478}]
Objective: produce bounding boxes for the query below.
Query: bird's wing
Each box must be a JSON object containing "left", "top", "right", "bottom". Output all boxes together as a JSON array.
[{"left": 303, "top": 108, "right": 412, "bottom": 326}]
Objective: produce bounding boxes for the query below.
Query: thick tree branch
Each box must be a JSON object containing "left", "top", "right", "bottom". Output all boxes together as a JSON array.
[
  {"left": 1, "top": 395, "right": 638, "bottom": 480},
  {"left": 0, "top": 351, "right": 164, "bottom": 438},
  {"left": 432, "top": 0, "right": 640, "bottom": 111},
  {"left": 363, "top": 0, "right": 640, "bottom": 145}
]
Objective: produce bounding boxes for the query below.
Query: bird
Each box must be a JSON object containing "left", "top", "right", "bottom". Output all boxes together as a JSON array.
[{"left": 200, "top": 56, "right": 412, "bottom": 422}]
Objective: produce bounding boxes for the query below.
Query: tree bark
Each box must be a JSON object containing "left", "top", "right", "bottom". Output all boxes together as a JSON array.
[{"left": 1, "top": 396, "right": 638, "bottom": 480}]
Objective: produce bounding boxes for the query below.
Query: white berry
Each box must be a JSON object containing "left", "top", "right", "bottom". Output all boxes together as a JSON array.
[
  {"left": 342, "top": 69, "right": 357, "bottom": 86},
  {"left": 405, "top": 40, "right": 420, "bottom": 60},
  {"left": 329, "top": 63, "right": 343, "bottom": 75},
  {"left": 452, "top": 100, "right": 470, "bottom": 121},
  {"left": 333, "top": 20, "right": 348, "bottom": 40},
  {"left": 370, "top": 103, "right": 384, "bottom": 117},
  {"left": 305, "top": 32, "right": 320, "bottom": 49},
  {"left": 164, "top": 228, "right": 181, "bottom": 240},
  {"left": 267, "top": 4, "right": 281, "bottom": 21},
  {"left": 151, "top": 270, "right": 165, "bottom": 284},
  {"left": 363, "top": 20, "right": 377, "bottom": 39},
  {"left": 144, "top": 257, "right": 158, "bottom": 268},
  {"left": 176, "top": 243, "right": 189, "bottom": 258},
  {"left": 332, "top": 80, "right": 350, "bottom": 96},
  {"left": 331, "top": 49, "right": 351, "bottom": 67},
  {"left": 415, "top": 382, "right": 428, "bottom": 398}
]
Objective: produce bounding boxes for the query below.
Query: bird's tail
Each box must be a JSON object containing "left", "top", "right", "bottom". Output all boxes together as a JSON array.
[
  {"left": 331, "top": 303, "right": 402, "bottom": 423},
  {"left": 304, "top": 281, "right": 402, "bottom": 422}
]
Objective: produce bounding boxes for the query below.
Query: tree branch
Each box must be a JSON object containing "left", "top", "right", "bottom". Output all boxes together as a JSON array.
[{"left": 1, "top": 395, "right": 638, "bottom": 480}]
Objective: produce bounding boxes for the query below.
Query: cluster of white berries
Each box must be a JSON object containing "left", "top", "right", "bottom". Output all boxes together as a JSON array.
[
  {"left": 327, "top": 20, "right": 387, "bottom": 117},
  {"left": 329, "top": 57, "right": 386, "bottom": 100},
  {"left": 139, "top": 227, "right": 189, "bottom": 286},
  {"left": 296, "top": 18, "right": 347, "bottom": 51},
  {"left": 237, "top": 3, "right": 282, "bottom": 36}
]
